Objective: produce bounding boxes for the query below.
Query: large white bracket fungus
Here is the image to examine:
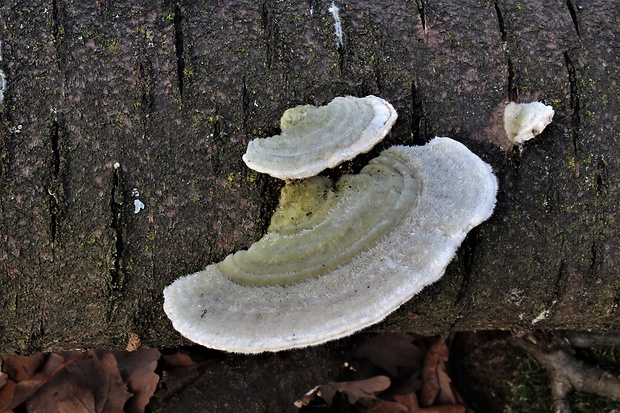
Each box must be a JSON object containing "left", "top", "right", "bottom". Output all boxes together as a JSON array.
[
  {"left": 164, "top": 137, "right": 497, "bottom": 353},
  {"left": 504, "top": 101, "right": 555, "bottom": 144},
  {"left": 242, "top": 95, "right": 397, "bottom": 180}
]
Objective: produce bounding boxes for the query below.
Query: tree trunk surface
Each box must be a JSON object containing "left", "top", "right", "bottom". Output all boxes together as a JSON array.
[{"left": 1, "top": 0, "right": 619, "bottom": 355}]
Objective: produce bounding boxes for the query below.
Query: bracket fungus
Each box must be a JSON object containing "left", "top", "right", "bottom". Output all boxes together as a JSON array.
[
  {"left": 164, "top": 137, "right": 497, "bottom": 353},
  {"left": 242, "top": 95, "right": 397, "bottom": 180},
  {"left": 504, "top": 101, "right": 555, "bottom": 144}
]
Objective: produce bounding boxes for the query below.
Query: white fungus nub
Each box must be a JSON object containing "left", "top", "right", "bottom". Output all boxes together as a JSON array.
[
  {"left": 164, "top": 137, "right": 498, "bottom": 353},
  {"left": 504, "top": 101, "right": 555, "bottom": 144}
]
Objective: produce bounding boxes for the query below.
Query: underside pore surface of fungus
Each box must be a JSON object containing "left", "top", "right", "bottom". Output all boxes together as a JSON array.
[
  {"left": 164, "top": 137, "right": 497, "bottom": 353},
  {"left": 242, "top": 95, "right": 397, "bottom": 180}
]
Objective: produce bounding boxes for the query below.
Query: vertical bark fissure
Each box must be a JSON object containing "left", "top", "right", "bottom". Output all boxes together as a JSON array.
[
  {"left": 494, "top": 1, "right": 518, "bottom": 101},
  {"left": 415, "top": 0, "right": 427, "bottom": 35},
  {"left": 109, "top": 166, "right": 125, "bottom": 304},
  {"left": 51, "top": 0, "right": 60, "bottom": 40},
  {"left": 47, "top": 120, "right": 61, "bottom": 246},
  {"left": 410, "top": 79, "right": 426, "bottom": 144},
  {"left": 448, "top": 228, "right": 485, "bottom": 330},
  {"left": 551, "top": 260, "right": 566, "bottom": 303},
  {"left": 261, "top": 2, "right": 276, "bottom": 69},
  {"left": 173, "top": 4, "right": 185, "bottom": 99},
  {"left": 564, "top": 51, "right": 581, "bottom": 158},
  {"left": 566, "top": 0, "right": 581, "bottom": 38},
  {"left": 257, "top": 176, "right": 280, "bottom": 235},
  {"left": 589, "top": 242, "right": 598, "bottom": 276},
  {"left": 337, "top": 41, "right": 345, "bottom": 78},
  {"left": 494, "top": 0, "right": 506, "bottom": 42}
]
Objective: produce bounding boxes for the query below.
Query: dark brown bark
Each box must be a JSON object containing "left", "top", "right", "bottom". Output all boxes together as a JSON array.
[{"left": 0, "top": 0, "right": 619, "bottom": 355}]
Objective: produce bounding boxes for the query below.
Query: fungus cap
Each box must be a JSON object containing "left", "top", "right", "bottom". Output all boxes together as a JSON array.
[
  {"left": 242, "top": 95, "right": 397, "bottom": 180},
  {"left": 504, "top": 101, "right": 554, "bottom": 144},
  {"left": 164, "top": 137, "right": 498, "bottom": 353}
]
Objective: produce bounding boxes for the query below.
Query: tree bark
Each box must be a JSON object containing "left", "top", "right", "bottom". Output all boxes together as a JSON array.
[{"left": 0, "top": 0, "right": 619, "bottom": 354}]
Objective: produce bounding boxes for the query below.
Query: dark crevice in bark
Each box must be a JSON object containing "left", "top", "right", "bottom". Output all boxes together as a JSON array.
[
  {"left": 566, "top": 0, "right": 581, "bottom": 38},
  {"left": 589, "top": 242, "right": 598, "bottom": 276},
  {"left": 48, "top": 120, "right": 61, "bottom": 245},
  {"left": 109, "top": 166, "right": 125, "bottom": 300},
  {"left": 551, "top": 260, "right": 566, "bottom": 302},
  {"left": 51, "top": 0, "right": 60, "bottom": 40},
  {"left": 50, "top": 0, "right": 67, "bottom": 77},
  {"left": 494, "top": 1, "right": 518, "bottom": 101},
  {"left": 257, "top": 177, "right": 281, "bottom": 235},
  {"left": 337, "top": 44, "right": 345, "bottom": 78},
  {"left": 138, "top": 62, "right": 154, "bottom": 114},
  {"left": 564, "top": 51, "right": 581, "bottom": 158},
  {"left": 494, "top": 0, "right": 507, "bottom": 42},
  {"left": 173, "top": 4, "right": 185, "bottom": 99},
  {"left": 450, "top": 228, "right": 482, "bottom": 329},
  {"left": 415, "top": 0, "right": 427, "bottom": 35},
  {"left": 506, "top": 57, "right": 518, "bottom": 101},
  {"left": 410, "top": 79, "right": 427, "bottom": 145}
]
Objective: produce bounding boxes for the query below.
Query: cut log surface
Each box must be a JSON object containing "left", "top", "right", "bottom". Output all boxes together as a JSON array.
[{"left": 0, "top": 0, "right": 619, "bottom": 354}]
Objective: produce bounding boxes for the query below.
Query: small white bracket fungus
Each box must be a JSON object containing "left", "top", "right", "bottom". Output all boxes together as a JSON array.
[
  {"left": 242, "top": 96, "right": 397, "bottom": 180},
  {"left": 504, "top": 101, "right": 554, "bottom": 144},
  {"left": 164, "top": 137, "right": 498, "bottom": 353}
]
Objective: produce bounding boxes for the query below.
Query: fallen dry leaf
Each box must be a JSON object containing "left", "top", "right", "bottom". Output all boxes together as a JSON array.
[
  {"left": 320, "top": 375, "right": 391, "bottom": 405},
  {"left": 420, "top": 336, "right": 454, "bottom": 406},
  {"left": 0, "top": 353, "right": 72, "bottom": 413},
  {"left": 1, "top": 348, "right": 161, "bottom": 413},
  {"left": 66, "top": 350, "right": 132, "bottom": 413},
  {"left": 0, "top": 380, "right": 15, "bottom": 412},
  {"left": 106, "top": 348, "right": 160, "bottom": 413},
  {"left": 365, "top": 399, "right": 409, "bottom": 413},
  {"left": 355, "top": 333, "right": 424, "bottom": 377},
  {"left": 26, "top": 369, "right": 97, "bottom": 413},
  {"left": 1, "top": 353, "right": 47, "bottom": 382}
]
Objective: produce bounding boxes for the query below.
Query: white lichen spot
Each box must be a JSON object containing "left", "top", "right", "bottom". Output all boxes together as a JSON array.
[
  {"left": 9, "top": 124, "right": 22, "bottom": 134},
  {"left": 531, "top": 309, "right": 550, "bottom": 324},
  {"left": 328, "top": 1, "right": 344, "bottom": 48},
  {"left": 132, "top": 188, "right": 145, "bottom": 214},
  {"left": 0, "top": 69, "right": 5, "bottom": 106}
]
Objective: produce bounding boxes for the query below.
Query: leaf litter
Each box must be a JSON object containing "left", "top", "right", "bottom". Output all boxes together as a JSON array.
[
  {"left": 1, "top": 334, "right": 467, "bottom": 412},
  {"left": 294, "top": 333, "right": 470, "bottom": 413}
]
